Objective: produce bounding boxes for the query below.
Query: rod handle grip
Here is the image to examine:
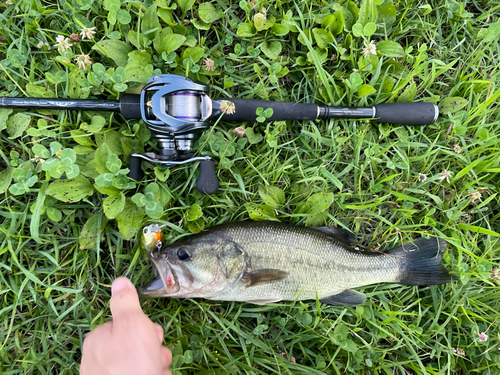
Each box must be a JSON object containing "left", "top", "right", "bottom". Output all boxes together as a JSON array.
[
  {"left": 196, "top": 160, "right": 219, "bottom": 194},
  {"left": 374, "top": 102, "right": 439, "bottom": 125},
  {"left": 219, "top": 98, "right": 319, "bottom": 122}
]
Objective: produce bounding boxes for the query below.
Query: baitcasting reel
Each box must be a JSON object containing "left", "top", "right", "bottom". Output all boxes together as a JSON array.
[
  {"left": 127, "top": 74, "right": 220, "bottom": 194},
  {"left": 1, "top": 74, "right": 440, "bottom": 194}
]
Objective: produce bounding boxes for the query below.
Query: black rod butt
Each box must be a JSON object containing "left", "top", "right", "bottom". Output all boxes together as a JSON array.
[{"left": 374, "top": 102, "right": 439, "bottom": 125}]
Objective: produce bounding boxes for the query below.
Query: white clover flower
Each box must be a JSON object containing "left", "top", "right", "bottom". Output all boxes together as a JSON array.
[
  {"left": 75, "top": 54, "right": 92, "bottom": 69},
  {"left": 452, "top": 347, "right": 466, "bottom": 357},
  {"left": 54, "top": 35, "right": 72, "bottom": 52},
  {"left": 220, "top": 100, "right": 236, "bottom": 115},
  {"left": 36, "top": 41, "right": 44, "bottom": 49},
  {"left": 491, "top": 268, "right": 500, "bottom": 281},
  {"left": 362, "top": 40, "right": 377, "bottom": 57},
  {"left": 438, "top": 169, "right": 452, "bottom": 183},
  {"left": 468, "top": 190, "right": 482, "bottom": 203},
  {"left": 80, "top": 27, "right": 96, "bottom": 40},
  {"left": 233, "top": 126, "right": 246, "bottom": 138},
  {"left": 478, "top": 332, "right": 488, "bottom": 342},
  {"left": 204, "top": 57, "right": 215, "bottom": 71}
]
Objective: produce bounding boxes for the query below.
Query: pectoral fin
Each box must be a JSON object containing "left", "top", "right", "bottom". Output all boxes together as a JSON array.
[
  {"left": 320, "top": 289, "right": 366, "bottom": 306},
  {"left": 243, "top": 269, "right": 289, "bottom": 287}
]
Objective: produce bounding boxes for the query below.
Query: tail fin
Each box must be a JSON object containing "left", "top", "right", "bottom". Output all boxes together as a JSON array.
[{"left": 388, "top": 237, "right": 454, "bottom": 285}]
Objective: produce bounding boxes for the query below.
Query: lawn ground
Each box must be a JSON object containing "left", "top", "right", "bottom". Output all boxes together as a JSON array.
[{"left": 0, "top": 0, "right": 499, "bottom": 373}]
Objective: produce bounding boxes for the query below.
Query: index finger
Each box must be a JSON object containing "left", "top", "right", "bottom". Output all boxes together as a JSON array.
[{"left": 109, "top": 277, "right": 144, "bottom": 322}]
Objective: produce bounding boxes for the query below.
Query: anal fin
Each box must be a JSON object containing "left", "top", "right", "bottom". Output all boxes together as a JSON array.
[
  {"left": 320, "top": 289, "right": 366, "bottom": 306},
  {"left": 244, "top": 269, "right": 289, "bottom": 287},
  {"left": 246, "top": 298, "right": 283, "bottom": 305}
]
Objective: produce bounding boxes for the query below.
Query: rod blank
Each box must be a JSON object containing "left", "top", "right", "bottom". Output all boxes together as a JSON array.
[{"left": 0, "top": 96, "right": 120, "bottom": 112}]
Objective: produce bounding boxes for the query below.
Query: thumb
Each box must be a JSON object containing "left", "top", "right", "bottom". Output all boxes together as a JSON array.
[{"left": 110, "top": 277, "right": 143, "bottom": 321}]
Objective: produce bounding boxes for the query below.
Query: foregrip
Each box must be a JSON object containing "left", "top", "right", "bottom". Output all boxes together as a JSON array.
[{"left": 119, "top": 94, "right": 142, "bottom": 119}]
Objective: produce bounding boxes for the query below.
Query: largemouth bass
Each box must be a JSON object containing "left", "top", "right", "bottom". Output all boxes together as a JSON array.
[{"left": 139, "top": 221, "right": 453, "bottom": 305}]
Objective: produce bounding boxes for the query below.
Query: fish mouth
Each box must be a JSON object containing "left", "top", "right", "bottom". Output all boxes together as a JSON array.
[
  {"left": 138, "top": 277, "right": 167, "bottom": 298},
  {"left": 139, "top": 256, "right": 194, "bottom": 298},
  {"left": 139, "top": 256, "right": 180, "bottom": 297}
]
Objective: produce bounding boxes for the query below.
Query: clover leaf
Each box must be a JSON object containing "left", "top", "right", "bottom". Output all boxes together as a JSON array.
[
  {"left": 36, "top": 142, "right": 80, "bottom": 180},
  {"left": 94, "top": 152, "right": 134, "bottom": 190},
  {"left": 132, "top": 183, "right": 163, "bottom": 219},
  {"left": 9, "top": 167, "right": 38, "bottom": 195}
]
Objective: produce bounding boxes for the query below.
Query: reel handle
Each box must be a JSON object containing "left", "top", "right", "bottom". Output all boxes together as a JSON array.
[
  {"left": 127, "top": 155, "right": 219, "bottom": 195},
  {"left": 128, "top": 155, "right": 144, "bottom": 181},
  {"left": 196, "top": 159, "right": 219, "bottom": 195}
]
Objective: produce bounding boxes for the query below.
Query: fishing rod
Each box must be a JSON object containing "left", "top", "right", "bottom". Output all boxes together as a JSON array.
[{"left": 1, "top": 74, "right": 439, "bottom": 194}]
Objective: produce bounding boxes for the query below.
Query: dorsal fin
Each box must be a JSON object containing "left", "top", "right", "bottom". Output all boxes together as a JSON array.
[
  {"left": 310, "top": 226, "right": 357, "bottom": 247},
  {"left": 243, "top": 269, "right": 289, "bottom": 287}
]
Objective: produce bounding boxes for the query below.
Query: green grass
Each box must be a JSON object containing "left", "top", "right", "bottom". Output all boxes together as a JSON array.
[{"left": 1, "top": 0, "right": 500, "bottom": 373}]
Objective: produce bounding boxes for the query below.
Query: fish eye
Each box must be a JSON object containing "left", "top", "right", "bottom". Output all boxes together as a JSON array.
[{"left": 177, "top": 248, "right": 190, "bottom": 261}]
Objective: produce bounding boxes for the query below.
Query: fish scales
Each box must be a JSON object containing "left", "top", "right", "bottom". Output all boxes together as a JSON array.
[{"left": 209, "top": 223, "right": 399, "bottom": 302}]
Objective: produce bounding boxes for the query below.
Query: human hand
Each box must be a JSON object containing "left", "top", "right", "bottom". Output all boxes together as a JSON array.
[{"left": 80, "top": 277, "right": 172, "bottom": 375}]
